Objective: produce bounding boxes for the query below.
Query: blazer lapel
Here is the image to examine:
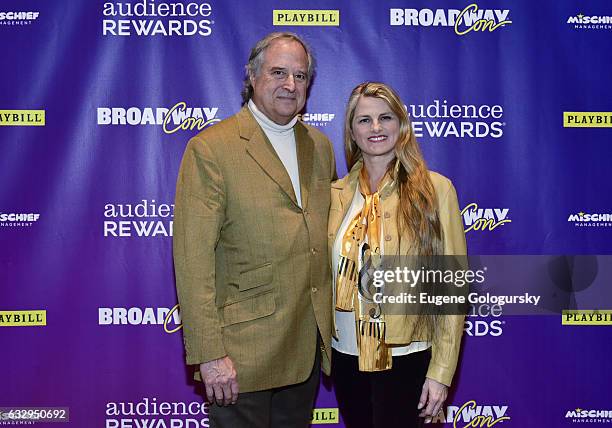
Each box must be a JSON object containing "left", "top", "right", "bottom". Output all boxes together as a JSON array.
[
  {"left": 238, "top": 107, "right": 299, "bottom": 207},
  {"left": 295, "top": 122, "right": 314, "bottom": 209}
]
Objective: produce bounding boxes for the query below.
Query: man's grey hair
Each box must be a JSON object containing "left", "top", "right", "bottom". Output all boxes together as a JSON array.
[{"left": 241, "top": 32, "right": 315, "bottom": 105}]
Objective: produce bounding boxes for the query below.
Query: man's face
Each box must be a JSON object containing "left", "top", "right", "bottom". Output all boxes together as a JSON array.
[{"left": 250, "top": 39, "right": 309, "bottom": 125}]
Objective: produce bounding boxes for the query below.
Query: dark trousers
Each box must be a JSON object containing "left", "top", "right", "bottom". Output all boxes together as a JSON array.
[
  {"left": 209, "top": 350, "right": 320, "bottom": 428},
  {"left": 332, "top": 348, "right": 431, "bottom": 428}
]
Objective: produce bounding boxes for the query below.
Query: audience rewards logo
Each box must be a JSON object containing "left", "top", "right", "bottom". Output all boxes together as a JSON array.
[
  {"left": 563, "top": 112, "right": 612, "bottom": 127},
  {"left": 99, "top": 305, "right": 182, "bottom": 333},
  {"left": 465, "top": 298, "right": 504, "bottom": 337},
  {"left": 298, "top": 112, "right": 336, "bottom": 128},
  {"left": 97, "top": 103, "right": 220, "bottom": 134},
  {"left": 103, "top": 200, "right": 174, "bottom": 238},
  {"left": 0, "top": 110, "right": 45, "bottom": 126},
  {"left": 0, "top": 212, "right": 41, "bottom": 228},
  {"left": 406, "top": 100, "right": 505, "bottom": 142},
  {"left": 273, "top": 10, "right": 339, "bottom": 26},
  {"left": 461, "top": 203, "right": 511, "bottom": 233},
  {"left": 432, "top": 400, "right": 510, "bottom": 426},
  {"left": 567, "top": 211, "right": 612, "bottom": 228},
  {"left": 0, "top": 310, "right": 46, "bottom": 327},
  {"left": 102, "top": 0, "right": 214, "bottom": 36},
  {"left": 567, "top": 13, "right": 612, "bottom": 31},
  {"left": 0, "top": 11, "right": 40, "bottom": 26},
  {"left": 390, "top": 4, "right": 511, "bottom": 36},
  {"left": 311, "top": 408, "right": 339, "bottom": 425},
  {"left": 106, "top": 397, "right": 208, "bottom": 427}
]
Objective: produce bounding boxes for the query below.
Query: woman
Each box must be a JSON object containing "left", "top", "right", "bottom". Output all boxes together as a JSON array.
[{"left": 329, "top": 82, "right": 466, "bottom": 427}]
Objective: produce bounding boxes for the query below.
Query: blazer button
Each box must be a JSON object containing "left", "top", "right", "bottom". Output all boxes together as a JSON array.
[
  {"left": 311, "top": 248, "right": 318, "bottom": 255},
  {"left": 312, "top": 287, "right": 318, "bottom": 293},
  {"left": 384, "top": 211, "right": 391, "bottom": 219},
  {"left": 385, "top": 235, "right": 392, "bottom": 241}
]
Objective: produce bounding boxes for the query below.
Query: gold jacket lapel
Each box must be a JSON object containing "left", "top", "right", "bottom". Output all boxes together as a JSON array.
[
  {"left": 238, "top": 107, "right": 299, "bottom": 207},
  {"left": 295, "top": 122, "right": 314, "bottom": 209}
]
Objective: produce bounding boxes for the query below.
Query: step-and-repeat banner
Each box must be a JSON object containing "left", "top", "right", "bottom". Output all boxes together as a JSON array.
[{"left": 2, "top": 1, "right": 612, "bottom": 426}]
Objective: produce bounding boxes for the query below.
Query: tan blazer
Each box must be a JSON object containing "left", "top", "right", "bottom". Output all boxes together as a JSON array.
[
  {"left": 328, "top": 161, "right": 466, "bottom": 386},
  {"left": 174, "top": 106, "right": 335, "bottom": 393}
]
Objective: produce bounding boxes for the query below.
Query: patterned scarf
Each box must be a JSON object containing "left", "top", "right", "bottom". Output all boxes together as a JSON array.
[{"left": 335, "top": 167, "right": 393, "bottom": 371}]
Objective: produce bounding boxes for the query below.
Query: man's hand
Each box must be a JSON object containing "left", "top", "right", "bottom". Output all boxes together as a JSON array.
[
  {"left": 418, "top": 377, "right": 448, "bottom": 423},
  {"left": 200, "top": 356, "right": 239, "bottom": 406}
]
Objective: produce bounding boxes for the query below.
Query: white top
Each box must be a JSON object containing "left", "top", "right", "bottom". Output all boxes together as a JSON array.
[
  {"left": 331, "top": 187, "right": 431, "bottom": 356},
  {"left": 248, "top": 100, "right": 302, "bottom": 207}
]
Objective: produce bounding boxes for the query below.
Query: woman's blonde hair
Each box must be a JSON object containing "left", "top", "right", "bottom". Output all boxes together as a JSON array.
[{"left": 344, "top": 82, "right": 443, "bottom": 256}]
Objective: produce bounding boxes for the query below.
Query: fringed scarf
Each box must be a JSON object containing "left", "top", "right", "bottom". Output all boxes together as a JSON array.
[{"left": 335, "top": 167, "right": 393, "bottom": 371}]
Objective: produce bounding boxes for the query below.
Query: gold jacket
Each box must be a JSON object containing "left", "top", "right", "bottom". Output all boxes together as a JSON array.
[
  {"left": 174, "top": 106, "right": 336, "bottom": 392},
  {"left": 328, "top": 161, "right": 466, "bottom": 386}
]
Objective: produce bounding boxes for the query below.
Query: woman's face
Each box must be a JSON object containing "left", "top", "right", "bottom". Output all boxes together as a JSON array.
[{"left": 350, "top": 96, "right": 399, "bottom": 164}]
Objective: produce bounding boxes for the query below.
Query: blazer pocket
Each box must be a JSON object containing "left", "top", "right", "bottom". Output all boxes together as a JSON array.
[
  {"left": 239, "top": 262, "right": 273, "bottom": 291},
  {"left": 221, "top": 290, "right": 276, "bottom": 326}
]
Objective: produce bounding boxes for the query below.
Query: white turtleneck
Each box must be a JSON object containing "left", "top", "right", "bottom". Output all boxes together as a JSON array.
[{"left": 248, "top": 99, "right": 302, "bottom": 207}]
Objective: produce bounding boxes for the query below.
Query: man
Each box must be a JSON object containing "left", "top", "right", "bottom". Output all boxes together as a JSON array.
[{"left": 173, "top": 32, "right": 336, "bottom": 427}]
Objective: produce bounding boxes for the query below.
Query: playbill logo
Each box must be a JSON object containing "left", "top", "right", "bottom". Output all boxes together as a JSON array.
[
  {"left": 273, "top": 10, "right": 339, "bottom": 26},
  {"left": 563, "top": 112, "right": 612, "bottom": 127},
  {"left": 0, "top": 110, "right": 45, "bottom": 126},
  {"left": 0, "top": 310, "right": 46, "bottom": 327}
]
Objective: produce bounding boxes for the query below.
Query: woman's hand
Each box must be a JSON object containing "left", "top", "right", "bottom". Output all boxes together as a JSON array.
[{"left": 418, "top": 377, "right": 448, "bottom": 422}]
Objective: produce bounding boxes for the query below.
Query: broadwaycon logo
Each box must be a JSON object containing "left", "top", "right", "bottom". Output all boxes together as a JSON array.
[
  {"left": 431, "top": 400, "right": 510, "bottom": 426},
  {"left": 563, "top": 112, "right": 612, "bottom": 128},
  {"left": 461, "top": 203, "right": 511, "bottom": 233},
  {"left": 273, "top": 10, "right": 339, "bottom": 26},
  {"left": 0, "top": 110, "right": 45, "bottom": 126},
  {"left": 99, "top": 305, "right": 182, "bottom": 333},
  {"left": 390, "top": 4, "right": 511, "bottom": 35},
  {"left": 0, "top": 310, "right": 46, "bottom": 327},
  {"left": 97, "top": 102, "right": 220, "bottom": 134}
]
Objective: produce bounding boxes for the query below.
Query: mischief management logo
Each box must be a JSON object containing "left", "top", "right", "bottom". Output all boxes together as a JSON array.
[
  {"left": 565, "top": 408, "right": 612, "bottom": 424},
  {"left": 298, "top": 112, "right": 336, "bottom": 128},
  {"left": 102, "top": 0, "right": 214, "bottom": 36},
  {"left": 567, "top": 211, "right": 612, "bottom": 228},
  {"left": 390, "top": 4, "right": 512, "bottom": 36},
  {"left": 97, "top": 102, "right": 220, "bottom": 134},
  {"left": 407, "top": 100, "right": 505, "bottom": 142},
  {"left": 103, "top": 200, "right": 173, "bottom": 238},
  {"left": 0, "top": 212, "right": 41, "bottom": 228},
  {"left": 567, "top": 13, "right": 612, "bottom": 31},
  {"left": 0, "top": 11, "right": 40, "bottom": 26}
]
